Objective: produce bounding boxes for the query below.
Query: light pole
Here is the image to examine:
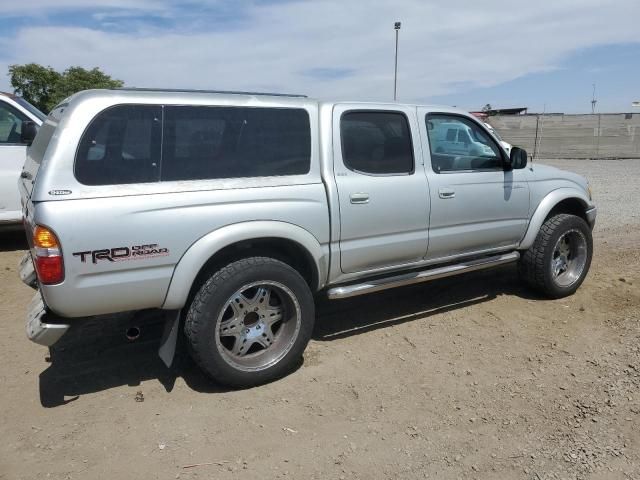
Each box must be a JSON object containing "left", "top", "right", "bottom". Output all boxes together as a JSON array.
[{"left": 394, "top": 21, "right": 401, "bottom": 101}]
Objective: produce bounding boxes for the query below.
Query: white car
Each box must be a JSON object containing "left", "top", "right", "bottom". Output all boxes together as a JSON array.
[
  {"left": 484, "top": 122, "right": 512, "bottom": 155},
  {"left": 0, "top": 92, "right": 45, "bottom": 227}
]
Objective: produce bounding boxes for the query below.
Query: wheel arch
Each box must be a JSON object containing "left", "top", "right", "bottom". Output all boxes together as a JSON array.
[
  {"left": 162, "top": 221, "right": 329, "bottom": 310},
  {"left": 519, "top": 188, "right": 591, "bottom": 250}
]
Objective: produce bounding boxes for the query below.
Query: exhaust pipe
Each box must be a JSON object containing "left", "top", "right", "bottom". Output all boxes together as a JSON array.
[{"left": 126, "top": 326, "right": 141, "bottom": 341}]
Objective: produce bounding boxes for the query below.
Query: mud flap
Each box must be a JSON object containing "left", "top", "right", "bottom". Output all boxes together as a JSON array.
[{"left": 158, "top": 310, "right": 181, "bottom": 368}]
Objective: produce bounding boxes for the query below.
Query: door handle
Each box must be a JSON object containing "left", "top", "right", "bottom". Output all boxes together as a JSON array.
[
  {"left": 350, "top": 193, "right": 370, "bottom": 204},
  {"left": 438, "top": 187, "right": 455, "bottom": 199}
]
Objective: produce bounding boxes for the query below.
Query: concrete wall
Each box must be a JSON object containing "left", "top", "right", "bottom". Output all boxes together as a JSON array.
[{"left": 488, "top": 113, "right": 640, "bottom": 159}]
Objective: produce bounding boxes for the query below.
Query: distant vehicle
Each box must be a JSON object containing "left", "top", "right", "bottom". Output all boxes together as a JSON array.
[
  {"left": 0, "top": 92, "right": 45, "bottom": 227},
  {"left": 19, "top": 89, "right": 596, "bottom": 387},
  {"left": 429, "top": 121, "right": 496, "bottom": 159},
  {"left": 484, "top": 122, "right": 512, "bottom": 155}
]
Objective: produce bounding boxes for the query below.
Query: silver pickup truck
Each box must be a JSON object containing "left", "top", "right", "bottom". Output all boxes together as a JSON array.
[{"left": 19, "top": 88, "right": 596, "bottom": 387}]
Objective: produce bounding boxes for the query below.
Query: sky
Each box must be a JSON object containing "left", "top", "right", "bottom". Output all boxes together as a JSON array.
[{"left": 0, "top": 0, "right": 639, "bottom": 113}]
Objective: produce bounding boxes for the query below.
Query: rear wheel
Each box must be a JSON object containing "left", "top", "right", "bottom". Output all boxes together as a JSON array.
[
  {"left": 185, "top": 257, "right": 314, "bottom": 387},
  {"left": 519, "top": 213, "right": 593, "bottom": 298}
]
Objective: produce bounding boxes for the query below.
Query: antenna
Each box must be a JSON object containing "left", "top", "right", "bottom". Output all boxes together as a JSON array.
[{"left": 591, "top": 83, "right": 597, "bottom": 114}]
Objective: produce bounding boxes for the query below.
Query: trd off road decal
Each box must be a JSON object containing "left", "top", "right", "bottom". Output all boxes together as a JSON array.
[{"left": 73, "top": 244, "right": 169, "bottom": 264}]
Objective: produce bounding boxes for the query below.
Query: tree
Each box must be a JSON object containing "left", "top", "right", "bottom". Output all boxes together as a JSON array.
[
  {"left": 8, "top": 64, "right": 124, "bottom": 113},
  {"left": 481, "top": 103, "right": 493, "bottom": 113},
  {"left": 8, "top": 63, "right": 60, "bottom": 113},
  {"left": 52, "top": 67, "right": 124, "bottom": 106}
]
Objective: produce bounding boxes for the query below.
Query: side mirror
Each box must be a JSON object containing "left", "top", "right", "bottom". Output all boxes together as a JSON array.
[
  {"left": 507, "top": 146, "right": 528, "bottom": 170},
  {"left": 20, "top": 121, "right": 38, "bottom": 146}
]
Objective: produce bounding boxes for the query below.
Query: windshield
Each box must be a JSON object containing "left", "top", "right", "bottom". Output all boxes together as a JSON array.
[{"left": 14, "top": 97, "right": 46, "bottom": 122}]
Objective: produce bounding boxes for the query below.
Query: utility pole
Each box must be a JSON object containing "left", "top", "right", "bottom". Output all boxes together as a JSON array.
[
  {"left": 394, "top": 21, "right": 401, "bottom": 101},
  {"left": 591, "top": 83, "right": 597, "bottom": 114},
  {"left": 534, "top": 104, "right": 546, "bottom": 160}
]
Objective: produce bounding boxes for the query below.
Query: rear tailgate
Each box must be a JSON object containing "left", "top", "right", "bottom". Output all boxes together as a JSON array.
[{"left": 19, "top": 117, "right": 58, "bottom": 289}]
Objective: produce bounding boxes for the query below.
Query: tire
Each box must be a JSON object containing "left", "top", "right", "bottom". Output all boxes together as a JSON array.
[
  {"left": 518, "top": 213, "right": 593, "bottom": 298},
  {"left": 184, "top": 257, "right": 314, "bottom": 387}
]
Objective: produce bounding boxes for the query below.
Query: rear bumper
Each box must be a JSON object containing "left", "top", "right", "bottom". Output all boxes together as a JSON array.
[
  {"left": 26, "top": 292, "right": 70, "bottom": 347},
  {"left": 0, "top": 210, "right": 22, "bottom": 225},
  {"left": 0, "top": 216, "right": 24, "bottom": 232},
  {"left": 585, "top": 206, "right": 597, "bottom": 229}
]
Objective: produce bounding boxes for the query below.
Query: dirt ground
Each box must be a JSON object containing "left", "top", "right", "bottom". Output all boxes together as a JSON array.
[{"left": 0, "top": 159, "right": 638, "bottom": 480}]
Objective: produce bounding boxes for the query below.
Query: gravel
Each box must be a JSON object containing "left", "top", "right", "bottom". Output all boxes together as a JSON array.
[{"left": 0, "top": 159, "right": 638, "bottom": 479}]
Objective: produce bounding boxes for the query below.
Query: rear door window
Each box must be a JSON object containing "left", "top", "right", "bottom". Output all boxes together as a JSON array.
[
  {"left": 75, "top": 105, "right": 161, "bottom": 185},
  {"left": 161, "top": 106, "right": 311, "bottom": 181},
  {"left": 340, "top": 111, "right": 414, "bottom": 175}
]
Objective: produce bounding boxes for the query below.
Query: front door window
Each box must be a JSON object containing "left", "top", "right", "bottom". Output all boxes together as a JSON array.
[{"left": 426, "top": 115, "right": 503, "bottom": 173}]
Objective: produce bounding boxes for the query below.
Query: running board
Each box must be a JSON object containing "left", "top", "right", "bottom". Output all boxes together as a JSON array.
[{"left": 326, "top": 251, "right": 520, "bottom": 300}]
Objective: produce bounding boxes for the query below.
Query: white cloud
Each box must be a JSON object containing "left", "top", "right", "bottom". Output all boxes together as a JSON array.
[
  {"left": 1, "top": 0, "right": 639, "bottom": 106},
  {"left": 0, "top": 0, "right": 164, "bottom": 15}
]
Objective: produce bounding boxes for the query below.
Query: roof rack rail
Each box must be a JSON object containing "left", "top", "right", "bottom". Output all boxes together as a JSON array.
[{"left": 114, "top": 87, "right": 307, "bottom": 98}]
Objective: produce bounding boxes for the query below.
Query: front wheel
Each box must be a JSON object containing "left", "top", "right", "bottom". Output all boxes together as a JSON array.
[
  {"left": 518, "top": 213, "right": 593, "bottom": 298},
  {"left": 184, "top": 257, "right": 315, "bottom": 387}
]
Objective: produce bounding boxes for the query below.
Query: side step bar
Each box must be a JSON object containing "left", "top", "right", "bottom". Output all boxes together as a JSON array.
[{"left": 327, "top": 251, "right": 520, "bottom": 300}]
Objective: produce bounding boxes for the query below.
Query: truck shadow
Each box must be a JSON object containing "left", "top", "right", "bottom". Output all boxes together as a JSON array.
[
  {"left": 38, "top": 265, "right": 540, "bottom": 407},
  {"left": 38, "top": 310, "right": 229, "bottom": 408},
  {"left": 313, "top": 264, "right": 534, "bottom": 341}
]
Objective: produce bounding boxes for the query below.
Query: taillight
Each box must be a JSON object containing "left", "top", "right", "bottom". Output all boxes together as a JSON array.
[{"left": 32, "top": 225, "right": 64, "bottom": 284}]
